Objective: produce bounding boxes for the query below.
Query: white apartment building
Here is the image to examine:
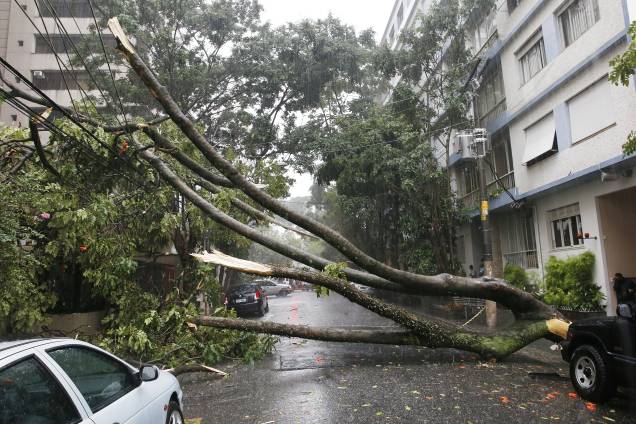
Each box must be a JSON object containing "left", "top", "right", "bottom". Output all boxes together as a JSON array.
[
  {"left": 383, "top": 0, "right": 636, "bottom": 314},
  {"left": 0, "top": 0, "right": 113, "bottom": 127}
]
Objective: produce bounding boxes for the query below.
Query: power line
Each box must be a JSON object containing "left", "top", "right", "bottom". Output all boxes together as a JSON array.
[{"left": 87, "top": 0, "right": 130, "bottom": 131}]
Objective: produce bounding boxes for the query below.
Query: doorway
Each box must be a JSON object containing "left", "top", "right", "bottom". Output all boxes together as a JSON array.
[{"left": 597, "top": 186, "right": 636, "bottom": 311}]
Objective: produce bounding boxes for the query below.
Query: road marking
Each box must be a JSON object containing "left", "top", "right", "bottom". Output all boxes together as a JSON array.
[{"left": 185, "top": 419, "right": 202, "bottom": 424}]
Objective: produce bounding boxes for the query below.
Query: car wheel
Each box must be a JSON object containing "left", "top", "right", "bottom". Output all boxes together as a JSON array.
[
  {"left": 280, "top": 290, "right": 288, "bottom": 297},
  {"left": 569, "top": 344, "right": 616, "bottom": 403},
  {"left": 265, "top": 302, "right": 269, "bottom": 313},
  {"left": 166, "top": 400, "right": 184, "bottom": 424},
  {"left": 257, "top": 303, "right": 265, "bottom": 317}
]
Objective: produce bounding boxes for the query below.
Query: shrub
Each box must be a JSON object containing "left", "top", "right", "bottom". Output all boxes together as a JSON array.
[
  {"left": 504, "top": 264, "right": 530, "bottom": 291},
  {"left": 542, "top": 252, "right": 604, "bottom": 311}
]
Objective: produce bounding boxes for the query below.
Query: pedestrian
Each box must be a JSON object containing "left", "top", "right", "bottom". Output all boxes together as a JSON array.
[
  {"left": 469, "top": 264, "right": 477, "bottom": 278},
  {"left": 613, "top": 273, "right": 636, "bottom": 303},
  {"left": 478, "top": 262, "right": 485, "bottom": 277}
]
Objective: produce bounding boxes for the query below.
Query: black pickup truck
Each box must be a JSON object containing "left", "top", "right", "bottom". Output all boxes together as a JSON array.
[{"left": 560, "top": 303, "right": 636, "bottom": 402}]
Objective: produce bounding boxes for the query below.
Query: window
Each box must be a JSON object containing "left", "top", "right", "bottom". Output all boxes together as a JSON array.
[
  {"left": 461, "top": 162, "right": 479, "bottom": 196},
  {"left": 501, "top": 210, "right": 538, "bottom": 269},
  {"left": 17, "top": 40, "right": 23, "bottom": 47},
  {"left": 559, "top": 0, "right": 600, "bottom": 47},
  {"left": 507, "top": 0, "right": 522, "bottom": 13},
  {"left": 32, "top": 70, "right": 91, "bottom": 91},
  {"left": 472, "top": 10, "right": 496, "bottom": 52},
  {"left": 389, "top": 26, "right": 395, "bottom": 44},
  {"left": 35, "top": 34, "right": 117, "bottom": 54},
  {"left": 522, "top": 113, "right": 558, "bottom": 165},
  {"left": 548, "top": 204, "right": 583, "bottom": 249},
  {"left": 37, "top": 0, "right": 92, "bottom": 18},
  {"left": 486, "top": 132, "right": 514, "bottom": 186},
  {"left": 48, "top": 347, "right": 138, "bottom": 413},
  {"left": 567, "top": 79, "right": 615, "bottom": 143},
  {"left": 0, "top": 357, "right": 81, "bottom": 424},
  {"left": 475, "top": 61, "right": 506, "bottom": 127},
  {"left": 397, "top": 3, "right": 404, "bottom": 26},
  {"left": 518, "top": 34, "right": 547, "bottom": 84}
]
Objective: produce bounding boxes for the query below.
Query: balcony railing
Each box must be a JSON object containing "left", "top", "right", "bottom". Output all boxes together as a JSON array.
[
  {"left": 477, "top": 98, "right": 507, "bottom": 128},
  {"left": 503, "top": 250, "right": 539, "bottom": 269},
  {"left": 459, "top": 171, "right": 515, "bottom": 210}
]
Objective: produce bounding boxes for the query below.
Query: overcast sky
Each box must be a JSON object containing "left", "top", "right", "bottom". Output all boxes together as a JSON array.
[
  {"left": 258, "top": 1, "right": 395, "bottom": 198},
  {"left": 259, "top": 0, "right": 395, "bottom": 40}
]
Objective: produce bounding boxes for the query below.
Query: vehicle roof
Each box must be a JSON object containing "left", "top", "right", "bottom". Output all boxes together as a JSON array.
[{"left": 0, "top": 338, "right": 78, "bottom": 357}]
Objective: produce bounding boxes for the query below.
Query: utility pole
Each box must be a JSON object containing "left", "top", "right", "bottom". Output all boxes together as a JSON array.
[
  {"left": 461, "top": 129, "right": 498, "bottom": 328},
  {"left": 473, "top": 129, "right": 497, "bottom": 328}
]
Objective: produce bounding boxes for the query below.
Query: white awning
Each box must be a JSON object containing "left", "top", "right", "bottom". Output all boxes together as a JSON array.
[{"left": 522, "top": 113, "right": 556, "bottom": 165}]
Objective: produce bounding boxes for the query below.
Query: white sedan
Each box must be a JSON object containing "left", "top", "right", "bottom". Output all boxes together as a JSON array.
[{"left": 0, "top": 338, "right": 184, "bottom": 424}]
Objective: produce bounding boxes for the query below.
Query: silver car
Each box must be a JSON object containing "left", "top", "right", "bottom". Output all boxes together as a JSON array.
[{"left": 257, "top": 279, "right": 292, "bottom": 297}]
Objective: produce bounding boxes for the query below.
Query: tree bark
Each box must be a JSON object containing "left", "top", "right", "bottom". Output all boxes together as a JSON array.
[{"left": 189, "top": 250, "right": 555, "bottom": 359}]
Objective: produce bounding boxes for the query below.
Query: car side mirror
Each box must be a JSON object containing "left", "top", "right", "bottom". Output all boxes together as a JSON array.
[
  {"left": 139, "top": 365, "right": 159, "bottom": 382},
  {"left": 617, "top": 303, "right": 634, "bottom": 320}
]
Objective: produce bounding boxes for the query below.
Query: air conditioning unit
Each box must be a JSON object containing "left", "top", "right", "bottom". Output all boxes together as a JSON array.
[
  {"left": 32, "top": 70, "right": 45, "bottom": 78},
  {"left": 453, "top": 132, "right": 474, "bottom": 160}
]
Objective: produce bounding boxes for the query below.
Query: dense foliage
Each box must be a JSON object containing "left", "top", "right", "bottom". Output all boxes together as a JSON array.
[
  {"left": 542, "top": 252, "right": 604, "bottom": 311},
  {"left": 309, "top": 92, "right": 463, "bottom": 274},
  {"left": 609, "top": 20, "right": 636, "bottom": 155},
  {"left": 0, "top": 121, "right": 280, "bottom": 366}
]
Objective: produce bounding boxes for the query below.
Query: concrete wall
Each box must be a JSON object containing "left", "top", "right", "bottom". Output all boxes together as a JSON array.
[
  {"left": 495, "top": 0, "right": 636, "bottom": 194},
  {"left": 532, "top": 166, "right": 636, "bottom": 311}
]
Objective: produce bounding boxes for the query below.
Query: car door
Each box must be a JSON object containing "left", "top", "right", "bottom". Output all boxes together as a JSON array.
[
  {"left": 0, "top": 353, "right": 92, "bottom": 424},
  {"left": 261, "top": 281, "right": 277, "bottom": 296},
  {"left": 44, "top": 345, "right": 166, "bottom": 424}
]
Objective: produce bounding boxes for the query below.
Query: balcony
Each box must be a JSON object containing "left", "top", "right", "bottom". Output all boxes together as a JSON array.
[
  {"left": 503, "top": 250, "right": 539, "bottom": 269},
  {"left": 459, "top": 170, "right": 515, "bottom": 210}
]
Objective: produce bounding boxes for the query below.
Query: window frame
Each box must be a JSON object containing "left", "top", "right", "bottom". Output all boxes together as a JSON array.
[
  {"left": 548, "top": 204, "right": 583, "bottom": 250},
  {"left": 517, "top": 31, "right": 547, "bottom": 85},
  {"left": 46, "top": 345, "right": 140, "bottom": 414},
  {"left": 0, "top": 354, "right": 83, "bottom": 424},
  {"left": 557, "top": 0, "right": 600, "bottom": 48}
]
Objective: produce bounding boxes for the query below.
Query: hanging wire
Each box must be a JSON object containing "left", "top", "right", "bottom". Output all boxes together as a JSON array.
[{"left": 86, "top": 0, "right": 130, "bottom": 130}]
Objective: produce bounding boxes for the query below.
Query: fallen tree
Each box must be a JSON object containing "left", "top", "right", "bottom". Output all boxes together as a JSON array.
[{"left": 0, "top": 12, "right": 571, "bottom": 360}]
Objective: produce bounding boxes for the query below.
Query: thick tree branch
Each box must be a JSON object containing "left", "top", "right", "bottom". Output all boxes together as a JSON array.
[
  {"left": 196, "top": 179, "right": 319, "bottom": 239},
  {"left": 29, "top": 110, "right": 62, "bottom": 180},
  {"left": 191, "top": 317, "right": 425, "bottom": 346},
  {"left": 190, "top": 251, "right": 563, "bottom": 359},
  {"left": 131, "top": 138, "right": 406, "bottom": 294},
  {"left": 143, "top": 126, "right": 233, "bottom": 188},
  {"left": 109, "top": 18, "right": 552, "bottom": 318}
]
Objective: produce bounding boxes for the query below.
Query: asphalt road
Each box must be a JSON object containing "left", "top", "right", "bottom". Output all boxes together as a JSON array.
[{"left": 179, "top": 291, "right": 636, "bottom": 424}]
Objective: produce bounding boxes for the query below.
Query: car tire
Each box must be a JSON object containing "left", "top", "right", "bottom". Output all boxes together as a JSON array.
[
  {"left": 166, "top": 400, "right": 184, "bottom": 424},
  {"left": 257, "top": 303, "right": 265, "bottom": 317},
  {"left": 569, "top": 344, "right": 616, "bottom": 403},
  {"left": 265, "top": 302, "right": 269, "bottom": 313},
  {"left": 280, "top": 290, "right": 289, "bottom": 297}
]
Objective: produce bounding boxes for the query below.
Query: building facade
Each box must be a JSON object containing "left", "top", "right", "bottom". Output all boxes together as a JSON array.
[
  {"left": 383, "top": 0, "right": 636, "bottom": 314},
  {"left": 0, "top": 0, "right": 111, "bottom": 128}
]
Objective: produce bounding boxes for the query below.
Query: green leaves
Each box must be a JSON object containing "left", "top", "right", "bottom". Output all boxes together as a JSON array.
[
  {"left": 542, "top": 252, "right": 604, "bottom": 311},
  {"left": 609, "top": 21, "right": 636, "bottom": 156}
]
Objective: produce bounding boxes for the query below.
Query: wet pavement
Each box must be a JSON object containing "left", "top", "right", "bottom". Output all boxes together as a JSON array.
[{"left": 180, "top": 291, "right": 636, "bottom": 423}]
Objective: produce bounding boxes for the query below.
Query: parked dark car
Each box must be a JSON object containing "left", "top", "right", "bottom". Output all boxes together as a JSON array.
[
  {"left": 560, "top": 303, "right": 636, "bottom": 402},
  {"left": 225, "top": 283, "right": 269, "bottom": 317}
]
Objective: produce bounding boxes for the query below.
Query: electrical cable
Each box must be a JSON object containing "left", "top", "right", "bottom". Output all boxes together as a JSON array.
[
  {"left": 38, "top": 0, "right": 115, "bottom": 124},
  {"left": 87, "top": 0, "right": 130, "bottom": 130}
]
